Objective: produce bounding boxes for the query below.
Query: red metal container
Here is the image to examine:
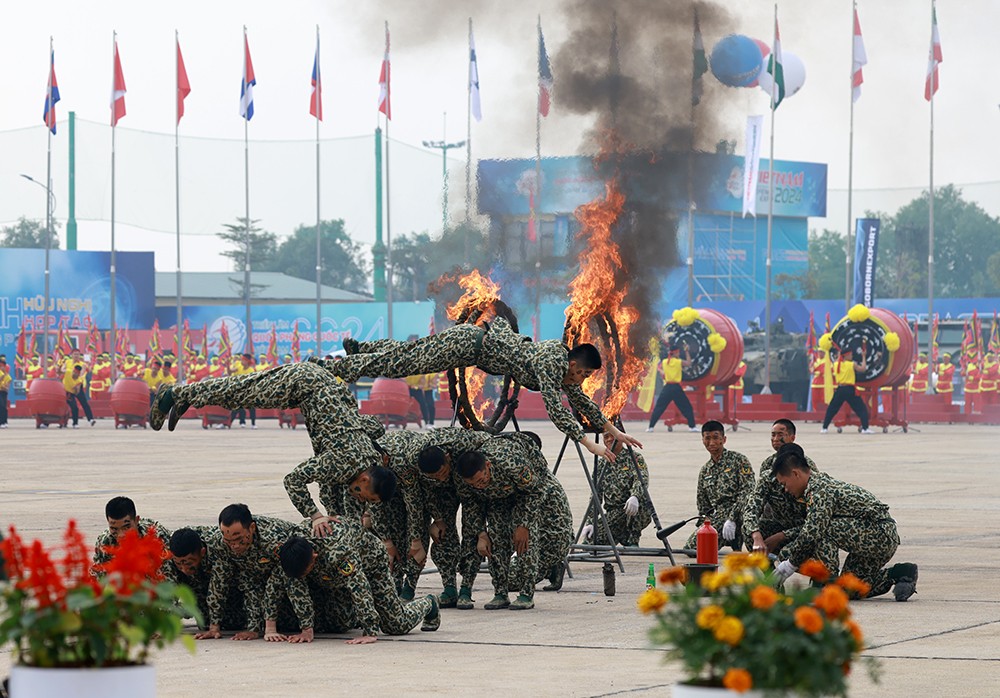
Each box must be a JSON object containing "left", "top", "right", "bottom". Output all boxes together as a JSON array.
[
  {"left": 26, "top": 378, "right": 70, "bottom": 428},
  {"left": 696, "top": 519, "right": 719, "bottom": 565},
  {"left": 110, "top": 378, "right": 151, "bottom": 429},
  {"left": 360, "top": 378, "right": 419, "bottom": 428}
]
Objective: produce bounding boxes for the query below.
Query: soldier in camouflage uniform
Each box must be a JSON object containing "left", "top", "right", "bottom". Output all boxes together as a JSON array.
[
  {"left": 415, "top": 427, "right": 492, "bottom": 609},
  {"left": 166, "top": 526, "right": 247, "bottom": 631},
  {"left": 743, "top": 419, "right": 818, "bottom": 556},
  {"left": 685, "top": 421, "right": 755, "bottom": 551},
  {"left": 585, "top": 437, "right": 652, "bottom": 547},
  {"left": 456, "top": 432, "right": 573, "bottom": 611},
  {"left": 771, "top": 444, "right": 918, "bottom": 601},
  {"left": 92, "top": 496, "right": 172, "bottom": 578},
  {"left": 327, "top": 318, "right": 642, "bottom": 462},
  {"left": 276, "top": 521, "right": 439, "bottom": 644},
  {"left": 148, "top": 363, "right": 396, "bottom": 532},
  {"left": 194, "top": 504, "right": 310, "bottom": 641}
]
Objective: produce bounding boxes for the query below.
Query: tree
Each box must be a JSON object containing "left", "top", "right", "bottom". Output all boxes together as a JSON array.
[
  {"left": 1, "top": 217, "right": 61, "bottom": 249},
  {"left": 390, "top": 222, "right": 493, "bottom": 302},
  {"left": 806, "top": 228, "right": 846, "bottom": 299},
  {"left": 268, "top": 219, "right": 370, "bottom": 295},
  {"left": 216, "top": 217, "right": 278, "bottom": 271}
]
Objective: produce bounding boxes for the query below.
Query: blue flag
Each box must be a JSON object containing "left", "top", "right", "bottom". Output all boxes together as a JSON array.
[{"left": 43, "top": 50, "right": 61, "bottom": 135}]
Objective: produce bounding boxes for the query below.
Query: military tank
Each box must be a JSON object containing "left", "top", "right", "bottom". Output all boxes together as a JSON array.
[{"left": 741, "top": 327, "right": 810, "bottom": 410}]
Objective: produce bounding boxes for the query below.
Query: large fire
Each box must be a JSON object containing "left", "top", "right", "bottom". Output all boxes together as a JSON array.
[{"left": 564, "top": 178, "right": 644, "bottom": 419}]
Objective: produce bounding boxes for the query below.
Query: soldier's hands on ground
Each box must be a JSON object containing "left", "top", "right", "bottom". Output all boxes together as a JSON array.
[
  {"left": 264, "top": 620, "right": 288, "bottom": 643},
  {"left": 194, "top": 625, "right": 223, "bottom": 640},
  {"left": 383, "top": 539, "right": 401, "bottom": 570},
  {"left": 408, "top": 539, "right": 427, "bottom": 567},
  {"left": 288, "top": 628, "right": 314, "bottom": 644},
  {"left": 624, "top": 496, "right": 640, "bottom": 517},
  {"left": 774, "top": 560, "right": 796, "bottom": 584},
  {"left": 429, "top": 519, "right": 446, "bottom": 544},
  {"left": 477, "top": 532, "right": 493, "bottom": 558},
  {"left": 232, "top": 631, "right": 260, "bottom": 641},
  {"left": 751, "top": 531, "right": 767, "bottom": 553},
  {"left": 512, "top": 525, "right": 530, "bottom": 555},
  {"left": 345, "top": 635, "right": 378, "bottom": 645},
  {"left": 722, "top": 519, "right": 737, "bottom": 541}
]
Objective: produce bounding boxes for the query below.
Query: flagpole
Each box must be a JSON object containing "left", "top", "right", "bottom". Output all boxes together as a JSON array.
[
  {"left": 687, "top": 7, "right": 699, "bottom": 307},
  {"left": 762, "top": 4, "right": 777, "bottom": 395},
  {"left": 464, "top": 16, "right": 473, "bottom": 266},
  {"left": 845, "top": 1, "right": 856, "bottom": 313},
  {"left": 534, "top": 16, "right": 543, "bottom": 341},
  {"left": 109, "top": 31, "right": 119, "bottom": 385},
  {"left": 926, "top": 0, "right": 936, "bottom": 393},
  {"left": 243, "top": 26, "right": 252, "bottom": 357},
  {"left": 43, "top": 36, "right": 54, "bottom": 370},
  {"left": 175, "top": 30, "right": 184, "bottom": 382},
  {"left": 315, "top": 25, "right": 323, "bottom": 357}
]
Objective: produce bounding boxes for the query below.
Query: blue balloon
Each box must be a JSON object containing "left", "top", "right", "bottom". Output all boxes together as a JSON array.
[{"left": 710, "top": 35, "right": 764, "bottom": 88}]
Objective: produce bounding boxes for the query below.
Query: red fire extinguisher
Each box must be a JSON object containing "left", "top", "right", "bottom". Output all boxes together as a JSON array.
[{"left": 697, "top": 518, "right": 719, "bottom": 565}]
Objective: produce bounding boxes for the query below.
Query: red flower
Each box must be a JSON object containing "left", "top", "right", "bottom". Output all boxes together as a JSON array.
[
  {"left": 24, "top": 540, "right": 67, "bottom": 608},
  {"left": 62, "top": 519, "right": 101, "bottom": 595},
  {"left": 96, "top": 528, "right": 170, "bottom": 592}
]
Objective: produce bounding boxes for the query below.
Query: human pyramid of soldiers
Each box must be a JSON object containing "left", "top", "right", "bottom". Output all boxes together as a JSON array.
[{"left": 85, "top": 316, "right": 919, "bottom": 645}]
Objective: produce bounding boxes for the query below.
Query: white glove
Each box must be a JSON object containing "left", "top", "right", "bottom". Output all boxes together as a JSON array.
[
  {"left": 623, "top": 496, "right": 640, "bottom": 517},
  {"left": 581, "top": 524, "right": 594, "bottom": 540},
  {"left": 722, "top": 520, "right": 737, "bottom": 541},
  {"left": 774, "top": 560, "right": 796, "bottom": 584}
]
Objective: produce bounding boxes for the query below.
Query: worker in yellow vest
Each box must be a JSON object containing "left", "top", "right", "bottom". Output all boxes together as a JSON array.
[
  {"left": 963, "top": 360, "right": 981, "bottom": 415},
  {"left": 63, "top": 362, "right": 96, "bottom": 428},
  {"left": 647, "top": 345, "right": 696, "bottom": 432},
  {"left": 936, "top": 354, "right": 955, "bottom": 396},
  {"left": 25, "top": 356, "right": 44, "bottom": 390}
]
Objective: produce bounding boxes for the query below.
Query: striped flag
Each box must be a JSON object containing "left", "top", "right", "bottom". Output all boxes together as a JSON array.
[
  {"left": 692, "top": 8, "right": 708, "bottom": 106},
  {"left": 111, "top": 39, "right": 127, "bottom": 126},
  {"left": 378, "top": 23, "right": 391, "bottom": 119},
  {"left": 538, "top": 23, "right": 553, "bottom": 117},
  {"left": 291, "top": 320, "right": 301, "bottom": 361},
  {"left": 177, "top": 36, "right": 191, "bottom": 124},
  {"left": 766, "top": 15, "right": 785, "bottom": 109},
  {"left": 240, "top": 30, "right": 256, "bottom": 121},
  {"left": 266, "top": 324, "right": 279, "bottom": 365},
  {"left": 852, "top": 7, "right": 867, "bottom": 103},
  {"left": 924, "top": 3, "right": 942, "bottom": 101},
  {"left": 469, "top": 24, "right": 482, "bottom": 122},
  {"left": 989, "top": 312, "right": 1000, "bottom": 355},
  {"left": 310, "top": 33, "right": 322, "bottom": 120},
  {"left": 43, "top": 47, "right": 61, "bottom": 134}
]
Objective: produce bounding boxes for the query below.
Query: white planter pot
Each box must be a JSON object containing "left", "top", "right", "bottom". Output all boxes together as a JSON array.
[
  {"left": 673, "top": 683, "right": 768, "bottom": 698},
  {"left": 9, "top": 664, "right": 156, "bottom": 698}
]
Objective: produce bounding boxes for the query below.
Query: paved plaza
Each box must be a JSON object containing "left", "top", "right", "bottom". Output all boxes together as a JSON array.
[{"left": 1, "top": 417, "right": 998, "bottom": 696}]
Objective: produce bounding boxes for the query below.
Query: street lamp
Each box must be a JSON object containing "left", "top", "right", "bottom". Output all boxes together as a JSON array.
[
  {"left": 20, "top": 174, "right": 56, "bottom": 369},
  {"left": 422, "top": 113, "right": 465, "bottom": 233}
]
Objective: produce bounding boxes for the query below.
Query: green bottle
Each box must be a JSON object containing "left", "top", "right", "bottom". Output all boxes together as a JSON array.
[{"left": 646, "top": 563, "right": 656, "bottom": 590}]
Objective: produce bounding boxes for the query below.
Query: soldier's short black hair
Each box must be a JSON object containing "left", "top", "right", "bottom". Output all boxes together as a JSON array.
[
  {"left": 567, "top": 343, "right": 602, "bottom": 370},
  {"left": 368, "top": 465, "right": 397, "bottom": 502},
  {"left": 456, "top": 451, "right": 488, "bottom": 479},
  {"left": 169, "top": 528, "right": 205, "bottom": 557},
  {"left": 219, "top": 503, "right": 253, "bottom": 528},
  {"left": 105, "top": 496, "right": 137, "bottom": 520},
  {"left": 279, "top": 536, "right": 315, "bottom": 579},
  {"left": 701, "top": 420, "right": 725, "bottom": 435},
  {"left": 772, "top": 418, "right": 796, "bottom": 435},
  {"left": 417, "top": 446, "right": 448, "bottom": 474},
  {"left": 772, "top": 443, "right": 808, "bottom": 476}
]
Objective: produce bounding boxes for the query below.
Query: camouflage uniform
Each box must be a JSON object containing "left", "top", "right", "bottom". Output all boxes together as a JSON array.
[
  {"left": 742, "top": 454, "right": 818, "bottom": 546},
  {"left": 271, "top": 521, "right": 433, "bottom": 637},
  {"left": 778, "top": 471, "right": 900, "bottom": 598},
  {"left": 326, "top": 317, "right": 608, "bottom": 443},
  {"left": 207, "top": 515, "right": 308, "bottom": 633},
  {"left": 591, "top": 449, "right": 652, "bottom": 546},
  {"left": 458, "top": 433, "right": 572, "bottom": 598},
  {"left": 171, "top": 363, "right": 385, "bottom": 519},
  {"left": 685, "top": 449, "right": 756, "bottom": 551},
  {"left": 92, "top": 517, "right": 172, "bottom": 578},
  {"left": 164, "top": 525, "right": 246, "bottom": 631}
]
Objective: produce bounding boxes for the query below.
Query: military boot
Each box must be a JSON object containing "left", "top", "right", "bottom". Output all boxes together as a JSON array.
[{"left": 888, "top": 562, "right": 918, "bottom": 602}]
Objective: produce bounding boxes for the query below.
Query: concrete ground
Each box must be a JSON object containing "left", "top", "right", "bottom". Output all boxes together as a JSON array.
[{"left": 1, "top": 417, "right": 998, "bottom": 697}]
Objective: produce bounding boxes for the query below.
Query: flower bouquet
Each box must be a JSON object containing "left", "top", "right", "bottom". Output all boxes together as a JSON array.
[
  {"left": 639, "top": 553, "right": 879, "bottom": 696},
  {"left": 0, "top": 520, "right": 200, "bottom": 669}
]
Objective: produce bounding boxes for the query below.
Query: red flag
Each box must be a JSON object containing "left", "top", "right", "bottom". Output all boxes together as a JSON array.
[
  {"left": 240, "top": 30, "right": 257, "bottom": 121},
  {"left": 177, "top": 36, "right": 191, "bottom": 124},
  {"left": 116, "top": 326, "right": 130, "bottom": 366},
  {"left": 15, "top": 324, "right": 27, "bottom": 375},
  {"left": 924, "top": 4, "right": 942, "bottom": 101},
  {"left": 44, "top": 47, "right": 61, "bottom": 134},
  {"left": 538, "top": 23, "right": 553, "bottom": 117},
  {"left": 824, "top": 312, "right": 831, "bottom": 334},
  {"left": 527, "top": 191, "right": 537, "bottom": 242},
  {"left": 290, "top": 320, "right": 301, "bottom": 362},
  {"left": 310, "top": 33, "right": 323, "bottom": 120},
  {"left": 56, "top": 320, "right": 73, "bottom": 360},
  {"left": 266, "top": 324, "right": 278, "bottom": 365},
  {"left": 805, "top": 310, "right": 817, "bottom": 359},
  {"left": 197, "top": 323, "right": 208, "bottom": 360},
  {"left": 852, "top": 8, "right": 868, "bottom": 103},
  {"left": 377, "top": 23, "right": 391, "bottom": 119},
  {"left": 931, "top": 314, "right": 940, "bottom": 362},
  {"left": 111, "top": 38, "right": 127, "bottom": 126},
  {"left": 989, "top": 311, "right": 1000, "bottom": 355},
  {"left": 182, "top": 319, "right": 198, "bottom": 361},
  {"left": 218, "top": 322, "right": 232, "bottom": 363},
  {"left": 148, "top": 318, "right": 161, "bottom": 359}
]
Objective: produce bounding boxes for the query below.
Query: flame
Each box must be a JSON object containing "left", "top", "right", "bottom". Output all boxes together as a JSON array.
[
  {"left": 443, "top": 269, "right": 502, "bottom": 324},
  {"left": 564, "top": 179, "right": 644, "bottom": 419}
]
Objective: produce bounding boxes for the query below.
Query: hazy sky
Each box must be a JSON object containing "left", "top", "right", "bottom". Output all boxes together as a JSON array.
[{"left": 2, "top": 0, "right": 998, "bottom": 271}]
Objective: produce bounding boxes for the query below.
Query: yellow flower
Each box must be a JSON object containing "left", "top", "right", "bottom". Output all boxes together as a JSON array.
[
  {"left": 722, "top": 552, "right": 752, "bottom": 571},
  {"left": 723, "top": 668, "right": 753, "bottom": 693},
  {"left": 701, "top": 570, "right": 732, "bottom": 592},
  {"left": 749, "top": 585, "right": 779, "bottom": 610},
  {"left": 657, "top": 566, "right": 688, "bottom": 586},
  {"left": 713, "top": 616, "right": 745, "bottom": 646},
  {"left": 636, "top": 588, "right": 668, "bottom": 614},
  {"left": 795, "top": 606, "right": 824, "bottom": 634},
  {"left": 847, "top": 304, "right": 871, "bottom": 323},
  {"left": 695, "top": 604, "right": 725, "bottom": 630},
  {"left": 749, "top": 552, "right": 770, "bottom": 570}
]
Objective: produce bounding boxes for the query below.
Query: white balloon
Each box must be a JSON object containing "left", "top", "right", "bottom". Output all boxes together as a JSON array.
[{"left": 757, "top": 51, "right": 806, "bottom": 100}]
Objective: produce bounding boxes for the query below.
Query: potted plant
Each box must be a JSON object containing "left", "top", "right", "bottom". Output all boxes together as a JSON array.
[
  {"left": 0, "top": 520, "right": 200, "bottom": 698},
  {"left": 639, "top": 553, "right": 879, "bottom": 697}
]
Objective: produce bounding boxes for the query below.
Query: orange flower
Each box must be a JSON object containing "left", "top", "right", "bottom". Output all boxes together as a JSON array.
[
  {"left": 844, "top": 619, "right": 865, "bottom": 648},
  {"left": 836, "top": 572, "right": 871, "bottom": 598},
  {"left": 636, "top": 588, "right": 669, "bottom": 614},
  {"left": 750, "top": 584, "right": 779, "bottom": 610},
  {"left": 723, "top": 668, "right": 754, "bottom": 693},
  {"left": 799, "top": 559, "right": 831, "bottom": 582},
  {"left": 658, "top": 566, "right": 688, "bottom": 586},
  {"left": 795, "top": 606, "right": 824, "bottom": 634},
  {"left": 723, "top": 552, "right": 751, "bottom": 571},
  {"left": 696, "top": 604, "right": 725, "bottom": 630},
  {"left": 813, "top": 584, "right": 850, "bottom": 619},
  {"left": 713, "top": 616, "right": 745, "bottom": 646}
]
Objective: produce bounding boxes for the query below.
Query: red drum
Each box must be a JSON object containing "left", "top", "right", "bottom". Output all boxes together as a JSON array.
[
  {"left": 662, "top": 308, "right": 745, "bottom": 388},
  {"left": 110, "top": 378, "right": 151, "bottom": 428},
  {"left": 27, "top": 378, "right": 70, "bottom": 428},
  {"left": 830, "top": 308, "right": 917, "bottom": 389}
]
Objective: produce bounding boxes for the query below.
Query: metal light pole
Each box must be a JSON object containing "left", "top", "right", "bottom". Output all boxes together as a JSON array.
[
  {"left": 422, "top": 113, "right": 465, "bottom": 232},
  {"left": 21, "top": 174, "right": 55, "bottom": 367}
]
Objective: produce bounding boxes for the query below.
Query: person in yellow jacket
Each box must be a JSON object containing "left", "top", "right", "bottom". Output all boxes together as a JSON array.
[
  {"left": 728, "top": 360, "right": 747, "bottom": 406},
  {"left": 230, "top": 353, "right": 257, "bottom": 428},
  {"left": 646, "top": 345, "right": 696, "bottom": 432},
  {"left": 0, "top": 355, "right": 11, "bottom": 428},
  {"left": 981, "top": 352, "right": 999, "bottom": 406},
  {"left": 256, "top": 353, "right": 271, "bottom": 372},
  {"left": 963, "top": 359, "right": 981, "bottom": 415},
  {"left": 820, "top": 347, "right": 871, "bottom": 434},
  {"left": 63, "top": 362, "right": 96, "bottom": 428},
  {"left": 25, "top": 356, "right": 44, "bottom": 391},
  {"left": 143, "top": 358, "right": 164, "bottom": 403}
]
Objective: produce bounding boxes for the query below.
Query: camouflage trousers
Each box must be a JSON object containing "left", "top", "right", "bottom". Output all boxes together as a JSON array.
[
  {"left": 327, "top": 325, "right": 485, "bottom": 383},
  {"left": 821, "top": 518, "right": 900, "bottom": 598},
  {"left": 372, "top": 491, "right": 430, "bottom": 594},
  {"left": 357, "top": 530, "right": 434, "bottom": 635},
  {"left": 193, "top": 586, "right": 247, "bottom": 631},
  {"left": 532, "top": 476, "right": 574, "bottom": 582},
  {"left": 591, "top": 500, "right": 652, "bottom": 547},
  {"left": 481, "top": 496, "right": 537, "bottom": 597},
  {"left": 430, "top": 488, "right": 481, "bottom": 591}
]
